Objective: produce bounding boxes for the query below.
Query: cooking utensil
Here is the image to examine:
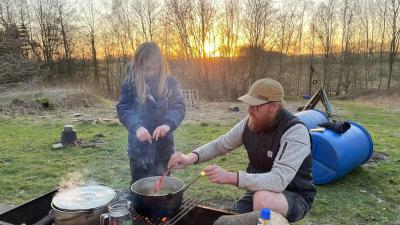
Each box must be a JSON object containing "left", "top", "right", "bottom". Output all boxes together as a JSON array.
[
  {"left": 131, "top": 176, "right": 184, "bottom": 218},
  {"left": 51, "top": 184, "right": 117, "bottom": 225},
  {"left": 153, "top": 167, "right": 171, "bottom": 193},
  {"left": 182, "top": 173, "right": 203, "bottom": 192},
  {"left": 130, "top": 171, "right": 205, "bottom": 218}
]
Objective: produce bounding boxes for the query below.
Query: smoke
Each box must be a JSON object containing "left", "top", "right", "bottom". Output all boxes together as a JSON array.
[
  {"left": 52, "top": 171, "right": 109, "bottom": 208},
  {"left": 57, "top": 171, "right": 85, "bottom": 192},
  {"left": 56, "top": 170, "right": 98, "bottom": 193}
]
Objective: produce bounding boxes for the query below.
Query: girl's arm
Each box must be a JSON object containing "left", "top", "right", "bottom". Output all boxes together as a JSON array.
[
  {"left": 116, "top": 80, "right": 143, "bottom": 133},
  {"left": 161, "top": 77, "right": 186, "bottom": 131}
]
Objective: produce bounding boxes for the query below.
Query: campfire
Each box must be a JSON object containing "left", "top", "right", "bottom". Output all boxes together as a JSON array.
[
  {"left": 0, "top": 188, "right": 233, "bottom": 225},
  {"left": 131, "top": 196, "right": 201, "bottom": 225}
]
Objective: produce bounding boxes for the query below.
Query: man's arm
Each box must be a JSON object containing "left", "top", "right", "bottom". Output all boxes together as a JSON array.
[
  {"left": 192, "top": 117, "right": 247, "bottom": 163},
  {"left": 237, "top": 124, "right": 311, "bottom": 192}
]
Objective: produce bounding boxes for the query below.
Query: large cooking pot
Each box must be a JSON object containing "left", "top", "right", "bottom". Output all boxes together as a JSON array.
[
  {"left": 51, "top": 185, "right": 117, "bottom": 225},
  {"left": 131, "top": 176, "right": 185, "bottom": 218}
]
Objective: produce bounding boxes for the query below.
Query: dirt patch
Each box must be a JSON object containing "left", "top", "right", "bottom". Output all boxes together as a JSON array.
[
  {"left": 184, "top": 102, "right": 247, "bottom": 124},
  {"left": 76, "top": 137, "right": 105, "bottom": 148},
  {"left": 0, "top": 84, "right": 313, "bottom": 123},
  {"left": 366, "top": 151, "right": 390, "bottom": 166},
  {"left": 183, "top": 100, "right": 307, "bottom": 124}
]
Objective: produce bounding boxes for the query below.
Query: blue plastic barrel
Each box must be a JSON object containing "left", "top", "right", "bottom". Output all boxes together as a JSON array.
[
  {"left": 310, "top": 121, "right": 374, "bottom": 184},
  {"left": 295, "top": 109, "right": 329, "bottom": 129}
]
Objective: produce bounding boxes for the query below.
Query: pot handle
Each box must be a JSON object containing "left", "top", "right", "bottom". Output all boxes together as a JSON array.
[
  {"left": 100, "top": 213, "right": 109, "bottom": 225},
  {"left": 182, "top": 175, "right": 202, "bottom": 192}
]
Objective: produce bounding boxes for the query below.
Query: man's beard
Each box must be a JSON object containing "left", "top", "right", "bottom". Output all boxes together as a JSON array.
[
  {"left": 248, "top": 116, "right": 267, "bottom": 133},
  {"left": 248, "top": 113, "right": 276, "bottom": 133}
]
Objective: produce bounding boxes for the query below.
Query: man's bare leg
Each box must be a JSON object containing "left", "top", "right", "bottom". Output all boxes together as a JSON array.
[{"left": 253, "top": 190, "right": 289, "bottom": 217}]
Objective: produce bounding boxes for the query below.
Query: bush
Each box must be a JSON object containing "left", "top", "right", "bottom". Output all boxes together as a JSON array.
[
  {"left": 200, "top": 122, "right": 208, "bottom": 127},
  {"left": 35, "top": 97, "right": 54, "bottom": 110},
  {"left": 11, "top": 98, "right": 25, "bottom": 106}
]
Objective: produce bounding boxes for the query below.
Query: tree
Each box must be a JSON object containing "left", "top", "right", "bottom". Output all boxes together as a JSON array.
[
  {"left": 296, "top": 1, "right": 307, "bottom": 96},
  {"left": 314, "top": 0, "right": 336, "bottom": 93},
  {"left": 56, "top": 0, "right": 75, "bottom": 79},
  {"left": 242, "top": 0, "right": 275, "bottom": 86},
  {"left": 166, "top": 0, "right": 194, "bottom": 59},
  {"left": 0, "top": 0, "right": 15, "bottom": 30},
  {"left": 387, "top": 0, "right": 400, "bottom": 90},
  {"left": 376, "top": 0, "right": 389, "bottom": 89},
  {"left": 32, "top": 0, "right": 62, "bottom": 79},
  {"left": 79, "top": 0, "right": 100, "bottom": 86},
  {"left": 277, "top": 0, "right": 299, "bottom": 81},
  {"left": 132, "top": 0, "right": 161, "bottom": 42},
  {"left": 219, "top": 0, "right": 241, "bottom": 100},
  {"left": 336, "top": 0, "right": 357, "bottom": 95}
]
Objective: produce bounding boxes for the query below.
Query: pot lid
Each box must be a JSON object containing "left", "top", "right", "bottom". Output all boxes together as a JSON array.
[{"left": 52, "top": 185, "right": 116, "bottom": 211}]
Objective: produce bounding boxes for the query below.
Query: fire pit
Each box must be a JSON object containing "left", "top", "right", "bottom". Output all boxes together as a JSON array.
[{"left": 0, "top": 188, "right": 234, "bottom": 225}]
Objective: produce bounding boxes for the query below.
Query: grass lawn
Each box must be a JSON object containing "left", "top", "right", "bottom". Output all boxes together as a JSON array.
[{"left": 0, "top": 100, "right": 399, "bottom": 225}]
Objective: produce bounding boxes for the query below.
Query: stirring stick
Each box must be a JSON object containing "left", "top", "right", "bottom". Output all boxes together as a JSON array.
[{"left": 153, "top": 167, "right": 171, "bottom": 193}]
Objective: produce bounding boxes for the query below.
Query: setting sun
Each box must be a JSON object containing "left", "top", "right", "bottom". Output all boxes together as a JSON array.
[{"left": 204, "top": 42, "right": 220, "bottom": 58}]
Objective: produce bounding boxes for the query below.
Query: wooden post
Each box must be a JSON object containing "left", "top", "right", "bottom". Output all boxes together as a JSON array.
[{"left": 181, "top": 90, "right": 199, "bottom": 108}]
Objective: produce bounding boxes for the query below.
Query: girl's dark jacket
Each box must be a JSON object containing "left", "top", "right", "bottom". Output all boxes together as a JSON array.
[{"left": 116, "top": 65, "right": 186, "bottom": 163}]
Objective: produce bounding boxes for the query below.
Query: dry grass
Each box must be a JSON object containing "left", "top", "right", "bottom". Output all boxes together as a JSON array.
[
  {"left": 0, "top": 83, "right": 110, "bottom": 116},
  {"left": 355, "top": 90, "right": 400, "bottom": 112}
]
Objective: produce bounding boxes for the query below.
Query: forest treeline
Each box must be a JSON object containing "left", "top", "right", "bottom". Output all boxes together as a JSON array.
[{"left": 1, "top": 0, "right": 399, "bottom": 100}]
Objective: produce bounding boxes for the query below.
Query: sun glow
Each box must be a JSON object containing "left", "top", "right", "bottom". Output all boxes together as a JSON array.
[{"left": 204, "top": 42, "right": 220, "bottom": 58}]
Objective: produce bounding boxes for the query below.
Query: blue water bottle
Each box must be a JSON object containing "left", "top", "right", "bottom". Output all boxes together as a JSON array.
[{"left": 257, "top": 208, "right": 271, "bottom": 225}]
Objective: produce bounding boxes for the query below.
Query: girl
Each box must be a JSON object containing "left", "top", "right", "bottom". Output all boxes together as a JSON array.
[{"left": 117, "top": 42, "right": 185, "bottom": 183}]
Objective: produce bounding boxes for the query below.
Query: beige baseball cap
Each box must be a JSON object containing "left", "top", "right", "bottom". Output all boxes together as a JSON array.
[{"left": 238, "top": 78, "right": 284, "bottom": 105}]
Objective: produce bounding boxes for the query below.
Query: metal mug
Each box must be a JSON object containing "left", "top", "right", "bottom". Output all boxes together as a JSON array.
[{"left": 100, "top": 199, "right": 133, "bottom": 225}]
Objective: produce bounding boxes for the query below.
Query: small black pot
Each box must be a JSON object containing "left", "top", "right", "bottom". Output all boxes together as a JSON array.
[{"left": 131, "top": 176, "right": 185, "bottom": 218}]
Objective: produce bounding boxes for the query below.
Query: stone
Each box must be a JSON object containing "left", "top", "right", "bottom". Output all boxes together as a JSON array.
[
  {"left": 52, "top": 143, "right": 63, "bottom": 149},
  {"left": 63, "top": 125, "right": 74, "bottom": 132},
  {"left": 94, "top": 133, "right": 105, "bottom": 138},
  {"left": 72, "top": 113, "right": 83, "bottom": 117},
  {"left": 229, "top": 106, "right": 240, "bottom": 112}
]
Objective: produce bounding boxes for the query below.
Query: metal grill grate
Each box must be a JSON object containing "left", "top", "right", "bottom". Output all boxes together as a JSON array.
[{"left": 131, "top": 196, "right": 201, "bottom": 225}]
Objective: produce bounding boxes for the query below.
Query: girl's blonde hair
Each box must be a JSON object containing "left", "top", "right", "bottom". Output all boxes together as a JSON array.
[{"left": 128, "top": 42, "right": 170, "bottom": 104}]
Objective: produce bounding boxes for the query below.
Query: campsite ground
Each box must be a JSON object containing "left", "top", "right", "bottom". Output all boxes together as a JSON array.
[{"left": 0, "top": 91, "right": 399, "bottom": 225}]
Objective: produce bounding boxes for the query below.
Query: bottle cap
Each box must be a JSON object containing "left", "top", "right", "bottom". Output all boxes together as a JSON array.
[{"left": 260, "top": 208, "right": 271, "bottom": 220}]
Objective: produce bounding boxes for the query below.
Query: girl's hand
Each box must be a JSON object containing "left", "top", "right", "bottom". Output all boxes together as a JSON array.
[
  {"left": 136, "top": 127, "right": 153, "bottom": 143},
  {"left": 152, "top": 124, "right": 170, "bottom": 141}
]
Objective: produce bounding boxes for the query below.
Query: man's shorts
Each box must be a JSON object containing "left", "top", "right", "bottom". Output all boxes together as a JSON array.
[{"left": 232, "top": 190, "right": 312, "bottom": 223}]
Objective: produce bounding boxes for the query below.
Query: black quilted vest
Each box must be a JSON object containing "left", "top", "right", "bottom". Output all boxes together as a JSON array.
[{"left": 242, "top": 109, "right": 316, "bottom": 197}]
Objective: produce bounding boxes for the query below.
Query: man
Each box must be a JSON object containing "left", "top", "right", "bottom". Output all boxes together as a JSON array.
[{"left": 168, "top": 78, "right": 316, "bottom": 223}]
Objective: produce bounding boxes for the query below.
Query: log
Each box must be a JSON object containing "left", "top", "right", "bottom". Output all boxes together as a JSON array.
[{"left": 213, "top": 210, "right": 289, "bottom": 225}]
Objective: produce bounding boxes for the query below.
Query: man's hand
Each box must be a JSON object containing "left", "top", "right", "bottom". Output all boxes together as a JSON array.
[
  {"left": 168, "top": 152, "right": 198, "bottom": 169},
  {"left": 136, "top": 126, "right": 152, "bottom": 143},
  {"left": 204, "top": 165, "right": 237, "bottom": 185},
  {"left": 152, "top": 124, "right": 170, "bottom": 141}
]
